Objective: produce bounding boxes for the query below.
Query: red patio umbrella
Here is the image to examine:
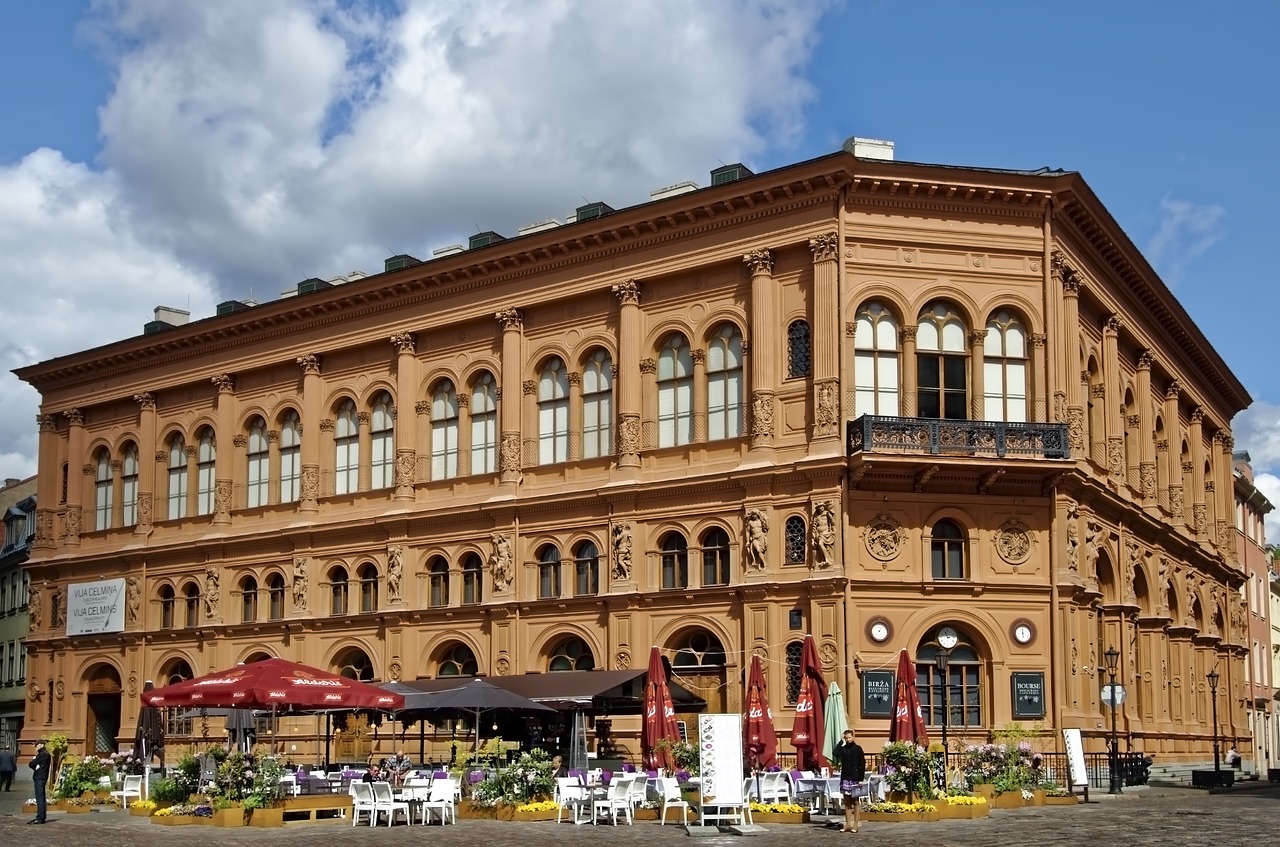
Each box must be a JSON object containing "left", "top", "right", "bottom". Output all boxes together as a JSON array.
[
  {"left": 744, "top": 654, "right": 778, "bottom": 771},
  {"left": 889, "top": 649, "right": 929, "bottom": 746},
  {"left": 141, "top": 657, "right": 405, "bottom": 711},
  {"left": 641, "top": 646, "right": 681, "bottom": 772},
  {"left": 789, "top": 634, "right": 828, "bottom": 771}
]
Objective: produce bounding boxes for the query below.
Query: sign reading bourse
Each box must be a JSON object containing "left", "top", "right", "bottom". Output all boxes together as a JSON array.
[
  {"left": 66, "top": 578, "right": 127, "bottom": 636},
  {"left": 860, "top": 670, "right": 895, "bottom": 718},
  {"left": 1011, "top": 672, "right": 1046, "bottom": 719}
]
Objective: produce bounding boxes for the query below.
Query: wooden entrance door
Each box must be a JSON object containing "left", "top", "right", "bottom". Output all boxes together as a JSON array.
[{"left": 84, "top": 664, "right": 122, "bottom": 756}]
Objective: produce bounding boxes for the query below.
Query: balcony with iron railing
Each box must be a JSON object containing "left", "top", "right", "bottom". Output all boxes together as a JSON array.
[{"left": 847, "top": 415, "right": 1071, "bottom": 460}]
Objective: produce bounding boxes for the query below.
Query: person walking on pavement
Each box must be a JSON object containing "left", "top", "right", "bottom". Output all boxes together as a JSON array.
[
  {"left": 0, "top": 743, "right": 16, "bottom": 791},
  {"left": 834, "top": 729, "right": 867, "bottom": 834},
  {"left": 29, "top": 740, "right": 51, "bottom": 824}
]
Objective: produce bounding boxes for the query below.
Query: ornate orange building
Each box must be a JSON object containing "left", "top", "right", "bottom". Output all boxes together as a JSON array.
[{"left": 14, "top": 140, "right": 1252, "bottom": 766}]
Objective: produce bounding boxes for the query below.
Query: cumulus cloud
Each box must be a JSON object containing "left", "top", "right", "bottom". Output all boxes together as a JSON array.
[
  {"left": 1144, "top": 194, "right": 1226, "bottom": 287},
  {"left": 1232, "top": 402, "right": 1280, "bottom": 544},
  {"left": 0, "top": 0, "right": 831, "bottom": 480}
]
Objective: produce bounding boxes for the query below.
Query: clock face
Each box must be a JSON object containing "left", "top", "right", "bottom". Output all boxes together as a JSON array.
[
  {"left": 937, "top": 626, "right": 959, "bottom": 650},
  {"left": 1014, "top": 623, "right": 1034, "bottom": 645},
  {"left": 870, "top": 622, "right": 889, "bottom": 643}
]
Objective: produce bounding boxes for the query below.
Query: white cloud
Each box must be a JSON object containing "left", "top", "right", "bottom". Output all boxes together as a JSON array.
[
  {"left": 1144, "top": 194, "right": 1226, "bottom": 287},
  {"left": 0, "top": 0, "right": 830, "bottom": 480},
  {"left": 1232, "top": 402, "right": 1280, "bottom": 545},
  {"left": 1253, "top": 473, "right": 1280, "bottom": 547}
]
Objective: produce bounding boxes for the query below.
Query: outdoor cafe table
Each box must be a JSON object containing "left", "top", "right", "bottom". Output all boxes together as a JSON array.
[{"left": 794, "top": 774, "right": 886, "bottom": 812}]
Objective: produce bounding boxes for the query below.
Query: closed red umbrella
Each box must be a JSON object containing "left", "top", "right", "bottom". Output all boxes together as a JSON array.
[
  {"left": 141, "top": 657, "right": 405, "bottom": 711},
  {"left": 641, "top": 647, "right": 681, "bottom": 771},
  {"left": 889, "top": 649, "right": 929, "bottom": 746},
  {"left": 789, "top": 634, "right": 828, "bottom": 771},
  {"left": 744, "top": 654, "right": 778, "bottom": 771}
]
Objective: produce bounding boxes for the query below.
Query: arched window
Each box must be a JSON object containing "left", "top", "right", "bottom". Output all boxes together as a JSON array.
[
  {"left": 784, "top": 639, "right": 804, "bottom": 703},
  {"left": 707, "top": 324, "right": 743, "bottom": 440},
  {"left": 537, "top": 357, "right": 570, "bottom": 465},
  {"left": 917, "top": 626, "right": 983, "bottom": 727},
  {"left": 196, "top": 427, "right": 216, "bottom": 515},
  {"left": 358, "top": 563, "right": 379, "bottom": 613},
  {"left": 931, "top": 519, "right": 967, "bottom": 580},
  {"left": 121, "top": 444, "right": 139, "bottom": 526},
  {"left": 549, "top": 637, "right": 595, "bottom": 672},
  {"left": 573, "top": 541, "right": 599, "bottom": 597},
  {"left": 657, "top": 333, "right": 693, "bottom": 447},
  {"left": 183, "top": 582, "right": 200, "bottom": 627},
  {"left": 429, "top": 556, "right": 449, "bottom": 608},
  {"left": 787, "top": 320, "right": 811, "bottom": 379},
  {"left": 916, "top": 302, "right": 968, "bottom": 420},
  {"left": 672, "top": 630, "right": 726, "bottom": 668},
  {"left": 279, "top": 410, "right": 301, "bottom": 503},
  {"left": 701, "top": 527, "right": 730, "bottom": 586},
  {"left": 582, "top": 349, "right": 613, "bottom": 459},
  {"left": 329, "top": 566, "right": 349, "bottom": 616},
  {"left": 267, "top": 573, "right": 285, "bottom": 620},
  {"left": 983, "top": 310, "right": 1027, "bottom": 422},
  {"left": 246, "top": 417, "right": 269, "bottom": 508},
  {"left": 784, "top": 516, "right": 807, "bottom": 565},
  {"left": 167, "top": 434, "right": 188, "bottom": 520},
  {"left": 94, "top": 448, "right": 113, "bottom": 531},
  {"left": 538, "top": 545, "right": 562, "bottom": 600},
  {"left": 334, "top": 399, "right": 359, "bottom": 495},
  {"left": 239, "top": 575, "right": 258, "bottom": 623},
  {"left": 160, "top": 660, "right": 195, "bottom": 736},
  {"left": 335, "top": 648, "right": 375, "bottom": 681},
  {"left": 370, "top": 391, "right": 395, "bottom": 489},
  {"left": 854, "top": 302, "right": 900, "bottom": 416},
  {"left": 431, "top": 380, "right": 459, "bottom": 480},
  {"left": 471, "top": 372, "right": 498, "bottom": 474},
  {"left": 462, "top": 553, "right": 483, "bottom": 605},
  {"left": 437, "top": 643, "right": 478, "bottom": 677},
  {"left": 159, "top": 585, "right": 176, "bottom": 629},
  {"left": 661, "top": 532, "right": 689, "bottom": 590}
]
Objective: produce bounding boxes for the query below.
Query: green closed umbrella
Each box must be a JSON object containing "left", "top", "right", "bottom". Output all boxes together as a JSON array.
[{"left": 822, "top": 681, "right": 849, "bottom": 765}]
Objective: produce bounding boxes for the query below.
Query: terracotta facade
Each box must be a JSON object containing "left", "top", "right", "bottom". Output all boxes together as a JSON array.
[{"left": 14, "top": 147, "right": 1253, "bottom": 765}]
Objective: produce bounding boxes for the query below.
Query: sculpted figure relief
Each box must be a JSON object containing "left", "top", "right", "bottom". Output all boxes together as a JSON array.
[
  {"left": 489, "top": 533, "right": 514, "bottom": 591},
  {"left": 1065, "top": 500, "right": 1080, "bottom": 572},
  {"left": 612, "top": 522, "right": 633, "bottom": 581},
  {"left": 126, "top": 576, "right": 141, "bottom": 624},
  {"left": 811, "top": 501, "right": 836, "bottom": 569},
  {"left": 204, "top": 568, "right": 220, "bottom": 620},
  {"left": 292, "top": 557, "right": 309, "bottom": 609},
  {"left": 743, "top": 508, "right": 769, "bottom": 571},
  {"left": 387, "top": 546, "right": 405, "bottom": 602}
]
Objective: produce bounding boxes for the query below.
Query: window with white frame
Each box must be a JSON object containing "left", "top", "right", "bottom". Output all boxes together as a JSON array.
[
  {"left": 431, "top": 380, "right": 459, "bottom": 480},
  {"left": 279, "top": 410, "right": 301, "bottom": 503},
  {"left": 930, "top": 519, "right": 967, "bottom": 579},
  {"left": 657, "top": 333, "right": 693, "bottom": 447},
  {"left": 334, "top": 399, "right": 359, "bottom": 495},
  {"left": 370, "top": 391, "right": 395, "bottom": 489},
  {"left": 196, "top": 428, "right": 216, "bottom": 515},
  {"left": 854, "top": 301, "right": 900, "bottom": 417},
  {"left": 707, "top": 324, "right": 743, "bottom": 440},
  {"left": 581, "top": 349, "right": 613, "bottom": 459},
  {"left": 462, "top": 553, "right": 482, "bottom": 605},
  {"left": 538, "top": 357, "right": 569, "bottom": 465},
  {"left": 661, "top": 532, "right": 689, "bottom": 589},
  {"left": 246, "top": 417, "right": 269, "bottom": 508},
  {"left": 574, "top": 540, "right": 600, "bottom": 596},
  {"left": 471, "top": 373, "right": 498, "bottom": 474},
  {"left": 121, "top": 443, "right": 139, "bottom": 526},
  {"left": 94, "top": 449, "right": 112, "bottom": 530},
  {"left": 167, "top": 436, "right": 188, "bottom": 520},
  {"left": 700, "top": 527, "right": 731, "bottom": 586},
  {"left": 983, "top": 310, "right": 1027, "bottom": 422},
  {"left": 917, "top": 302, "right": 968, "bottom": 420}
]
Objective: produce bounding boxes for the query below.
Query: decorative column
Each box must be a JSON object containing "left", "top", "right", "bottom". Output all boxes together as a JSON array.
[
  {"left": 743, "top": 248, "right": 776, "bottom": 451},
  {"left": 495, "top": 308, "right": 524, "bottom": 483},
  {"left": 567, "top": 371, "right": 583, "bottom": 461},
  {"left": 456, "top": 393, "right": 472, "bottom": 477},
  {"left": 184, "top": 444, "right": 198, "bottom": 515},
  {"left": 691, "top": 349, "right": 708, "bottom": 442},
  {"left": 231, "top": 434, "right": 247, "bottom": 509},
  {"left": 899, "top": 327, "right": 918, "bottom": 417},
  {"left": 33, "top": 414, "right": 59, "bottom": 551},
  {"left": 296, "top": 354, "right": 323, "bottom": 512},
  {"left": 211, "top": 374, "right": 235, "bottom": 524},
  {"left": 63, "top": 408, "right": 85, "bottom": 546},
  {"left": 266, "top": 429, "right": 280, "bottom": 505},
  {"left": 413, "top": 400, "right": 430, "bottom": 483},
  {"left": 356, "top": 410, "right": 372, "bottom": 491},
  {"left": 1103, "top": 315, "right": 1123, "bottom": 479},
  {"left": 522, "top": 379, "right": 538, "bottom": 465},
  {"left": 1136, "top": 353, "right": 1157, "bottom": 506},
  {"left": 133, "top": 393, "right": 156, "bottom": 535},
  {"left": 969, "top": 329, "right": 987, "bottom": 420},
  {"left": 1053, "top": 253, "right": 1084, "bottom": 454},
  {"left": 109, "top": 458, "right": 123, "bottom": 527},
  {"left": 1162, "top": 381, "right": 1181, "bottom": 515},
  {"left": 809, "top": 234, "right": 841, "bottom": 441},
  {"left": 639, "top": 358, "right": 658, "bottom": 449},
  {"left": 612, "top": 280, "right": 643, "bottom": 467},
  {"left": 1217, "top": 434, "right": 1234, "bottom": 552},
  {"left": 390, "top": 332, "right": 419, "bottom": 499},
  {"left": 1030, "top": 333, "right": 1047, "bottom": 422},
  {"left": 1190, "top": 409, "right": 1206, "bottom": 537}
]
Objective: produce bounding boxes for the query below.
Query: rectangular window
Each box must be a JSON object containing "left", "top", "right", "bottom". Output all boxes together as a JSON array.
[
  {"left": 658, "top": 379, "right": 693, "bottom": 447},
  {"left": 575, "top": 559, "right": 599, "bottom": 596},
  {"left": 582, "top": 392, "right": 612, "bottom": 459},
  {"left": 539, "top": 564, "right": 560, "bottom": 600},
  {"left": 280, "top": 447, "right": 300, "bottom": 503},
  {"left": 538, "top": 400, "right": 569, "bottom": 464},
  {"left": 371, "top": 431, "right": 394, "bottom": 489},
  {"left": 247, "top": 451, "right": 268, "bottom": 508},
  {"left": 335, "top": 438, "right": 359, "bottom": 495},
  {"left": 471, "top": 412, "right": 497, "bottom": 474},
  {"left": 707, "top": 371, "right": 742, "bottom": 440},
  {"left": 196, "top": 463, "right": 215, "bottom": 515},
  {"left": 168, "top": 467, "right": 188, "bottom": 520},
  {"left": 432, "top": 420, "right": 458, "bottom": 479},
  {"left": 95, "top": 479, "right": 112, "bottom": 531}
]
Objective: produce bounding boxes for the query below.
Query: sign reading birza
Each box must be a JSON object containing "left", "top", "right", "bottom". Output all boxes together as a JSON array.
[{"left": 67, "top": 578, "right": 127, "bottom": 636}]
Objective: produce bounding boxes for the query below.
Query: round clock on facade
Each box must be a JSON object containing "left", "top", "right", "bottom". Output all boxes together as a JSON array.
[
  {"left": 868, "top": 619, "right": 891, "bottom": 643},
  {"left": 1011, "top": 619, "right": 1036, "bottom": 646},
  {"left": 937, "top": 626, "right": 960, "bottom": 650}
]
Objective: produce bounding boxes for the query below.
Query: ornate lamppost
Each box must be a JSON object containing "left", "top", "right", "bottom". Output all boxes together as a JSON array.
[
  {"left": 936, "top": 647, "right": 951, "bottom": 754},
  {"left": 1104, "top": 645, "right": 1121, "bottom": 795},
  {"left": 936, "top": 627, "right": 959, "bottom": 787},
  {"left": 1207, "top": 668, "right": 1221, "bottom": 783}
]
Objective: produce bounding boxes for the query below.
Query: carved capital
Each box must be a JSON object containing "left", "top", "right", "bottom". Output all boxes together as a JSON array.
[
  {"left": 845, "top": 320, "right": 856, "bottom": 338},
  {"left": 1165, "top": 381, "right": 1182, "bottom": 400},
  {"left": 1105, "top": 314, "right": 1122, "bottom": 334},
  {"left": 415, "top": 400, "right": 430, "bottom": 415},
  {"left": 494, "top": 307, "right": 524, "bottom": 331},
  {"left": 1126, "top": 414, "right": 1141, "bottom": 429},
  {"left": 154, "top": 450, "right": 166, "bottom": 463},
  {"left": 266, "top": 429, "right": 279, "bottom": 443},
  {"left": 1052, "top": 251, "right": 1080, "bottom": 293},
  {"left": 82, "top": 462, "right": 95, "bottom": 476},
  {"left": 691, "top": 348, "right": 707, "bottom": 365},
  {"left": 900, "top": 326, "right": 917, "bottom": 343},
  {"left": 1090, "top": 384, "right": 1106, "bottom": 398},
  {"left": 389, "top": 332, "right": 417, "bottom": 354},
  {"left": 968, "top": 330, "right": 987, "bottom": 348},
  {"left": 356, "top": 411, "right": 371, "bottom": 426},
  {"left": 1030, "top": 333, "right": 1047, "bottom": 348},
  {"left": 109, "top": 459, "right": 123, "bottom": 473},
  {"left": 319, "top": 418, "right": 336, "bottom": 433},
  {"left": 1137, "top": 350, "right": 1153, "bottom": 370},
  {"left": 567, "top": 371, "right": 582, "bottom": 387},
  {"left": 809, "top": 232, "right": 839, "bottom": 262},
  {"left": 232, "top": 434, "right": 248, "bottom": 448},
  {"left": 211, "top": 373, "right": 235, "bottom": 393},
  {"left": 522, "top": 379, "right": 536, "bottom": 396},
  {"left": 639, "top": 358, "right": 658, "bottom": 375},
  {"left": 37, "top": 414, "right": 58, "bottom": 432},
  {"left": 297, "top": 354, "right": 322, "bottom": 375},
  {"left": 1190, "top": 407, "right": 1204, "bottom": 424},
  {"left": 1222, "top": 434, "right": 1234, "bottom": 452},
  {"left": 743, "top": 248, "right": 775, "bottom": 276},
  {"left": 611, "top": 279, "right": 641, "bottom": 305},
  {"left": 64, "top": 408, "right": 84, "bottom": 426},
  {"left": 134, "top": 392, "right": 156, "bottom": 411}
]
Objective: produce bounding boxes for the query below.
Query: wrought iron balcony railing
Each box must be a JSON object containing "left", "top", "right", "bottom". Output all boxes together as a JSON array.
[{"left": 847, "top": 415, "right": 1070, "bottom": 460}]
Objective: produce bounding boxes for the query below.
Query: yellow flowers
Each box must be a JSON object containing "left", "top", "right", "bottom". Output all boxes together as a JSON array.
[
  {"left": 748, "top": 802, "right": 807, "bottom": 814},
  {"left": 865, "top": 801, "right": 937, "bottom": 815},
  {"left": 133, "top": 799, "right": 159, "bottom": 810},
  {"left": 153, "top": 806, "right": 175, "bottom": 817},
  {"left": 515, "top": 800, "right": 559, "bottom": 812},
  {"left": 944, "top": 795, "right": 988, "bottom": 806}
]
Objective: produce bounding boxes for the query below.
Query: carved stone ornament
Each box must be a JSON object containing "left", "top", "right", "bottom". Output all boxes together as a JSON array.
[
  {"left": 743, "top": 508, "right": 769, "bottom": 571},
  {"left": 639, "top": 358, "right": 657, "bottom": 375},
  {"left": 750, "top": 391, "right": 775, "bottom": 442},
  {"left": 395, "top": 451, "right": 416, "bottom": 494},
  {"left": 522, "top": 379, "right": 537, "bottom": 396},
  {"left": 126, "top": 577, "right": 141, "bottom": 624},
  {"left": 64, "top": 408, "right": 84, "bottom": 426},
  {"left": 1064, "top": 500, "right": 1080, "bottom": 573},
  {"left": 995, "top": 519, "right": 1032, "bottom": 565},
  {"left": 494, "top": 307, "right": 524, "bottom": 331},
  {"left": 292, "top": 556, "right": 309, "bottom": 610},
  {"left": 499, "top": 434, "right": 521, "bottom": 476},
  {"left": 1107, "top": 438, "right": 1124, "bottom": 477},
  {"left": 38, "top": 414, "right": 58, "bottom": 432},
  {"left": 1140, "top": 463, "right": 1157, "bottom": 499},
  {"left": 127, "top": 673, "right": 138, "bottom": 699},
  {"left": 617, "top": 415, "right": 640, "bottom": 456},
  {"left": 495, "top": 656, "right": 511, "bottom": 676},
  {"left": 611, "top": 522, "right": 634, "bottom": 580},
  {"left": 743, "top": 248, "right": 775, "bottom": 276},
  {"left": 387, "top": 545, "right": 405, "bottom": 604},
  {"left": 1169, "top": 484, "right": 1184, "bottom": 518},
  {"left": 301, "top": 466, "right": 320, "bottom": 503},
  {"left": 232, "top": 434, "right": 248, "bottom": 448},
  {"left": 297, "top": 354, "right": 321, "bottom": 374},
  {"left": 489, "top": 533, "right": 514, "bottom": 592},
  {"left": 211, "top": 373, "right": 235, "bottom": 392},
  {"left": 611, "top": 279, "right": 641, "bottom": 305},
  {"left": 864, "top": 514, "right": 904, "bottom": 562},
  {"left": 615, "top": 650, "right": 631, "bottom": 671},
  {"left": 809, "top": 232, "right": 839, "bottom": 262},
  {"left": 1066, "top": 407, "right": 1084, "bottom": 452},
  {"left": 135, "top": 392, "right": 156, "bottom": 410},
  {"left": 63, "top": 506, "right": 82, "bottom": 542},
  {"left": 810, "top": 500, "right": 837, "bottom": 570},
  {"left": 815, "top": 381, "right": 838, "bottom": 435},
  {"left": 388, "top": 661, "right": 402, "bottom": 682},
  {"left": 389, "top": 332, "right": 416, "bottom": 354}
]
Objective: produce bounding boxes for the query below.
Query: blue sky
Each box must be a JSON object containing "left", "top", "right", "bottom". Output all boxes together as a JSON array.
[{"left": 1, "top": 0, "right": 1277, "bottom": 530}]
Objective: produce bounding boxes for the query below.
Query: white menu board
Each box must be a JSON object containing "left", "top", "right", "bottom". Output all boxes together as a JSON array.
[
  {"left": 1062, "top": 727, "right": 1089, "bottom": 788},
  {"left": 698, "top": 713, "right": 745, "bottom": 805}
]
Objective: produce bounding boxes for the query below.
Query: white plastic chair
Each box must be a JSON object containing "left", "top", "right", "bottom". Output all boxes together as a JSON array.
[
  {"left": 760, "top": 771, "right": 791, "bottom": 803},
  {"left": 279, "top": 774, "right": 300, "bottom": 797},
  {"left": 625, "top": 773, "right": 647, "bottom": 809},
  {"left": 419, "top": 778, "right": 456, "bottom": 825},
  {"left": 592, "top": 777, "right": 633, "bottom": 825},
  {"left": 350, "top": 782, "right": 377, "bottom": 827},
  {"left": 370, "top": 781, "right": 412, "bottom": 826},
  {"left": 110, "top": 774, "right": 143, "bottom": 808},
  {"left": 658, "top": 777, "right": 689, "bottom": 826},
  {"left": 555, "top": 776, "right": 590, "bottom": 824}
]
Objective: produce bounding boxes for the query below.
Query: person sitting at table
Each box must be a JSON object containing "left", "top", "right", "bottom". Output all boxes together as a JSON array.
[
  {"left": 550, "top": 755, "right": 566, "bottom": 778},
  {"left": 385, "top": 750, "right": 412, "bottom": 785},
  {"left": 362, "top": 764, "right": 383, "bottom": 784},
  {"left": 834, "top": 729, "right": 867, "bottom": 834}
]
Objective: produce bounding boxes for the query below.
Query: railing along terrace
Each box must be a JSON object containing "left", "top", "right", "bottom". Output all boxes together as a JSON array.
[{"left": 847, "top": 415, "right": 1070, "bottom": 460}]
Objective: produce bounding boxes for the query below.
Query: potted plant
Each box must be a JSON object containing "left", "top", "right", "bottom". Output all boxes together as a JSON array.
[
  {"left": 244, "top": 755, "right": 287, "bottom": 827},
  {"left": 211, "top": 796, "right": 247, "bottom": 827},
  {"left": 936, "top": 792, "right": 990, "bottom": 819},
  {"left": 129, "top": 798, "right": 159, "bottom": 817},
  {"left": 882, "top": 741, "right": 936, "bottom": 803},
  {"left": 747, "top": 801, "right": 810, "bottom": 824}
]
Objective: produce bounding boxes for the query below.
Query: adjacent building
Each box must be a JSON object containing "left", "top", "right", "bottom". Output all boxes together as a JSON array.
[
  {"left": 12, "top": 139, "right": 1254, "bottom": 766},
  {"left": 1232, "top": 453, "right": 1274, "bottom": 773},
  {"left": 0, "top": 475, "right": 36, "bottom": 750}
]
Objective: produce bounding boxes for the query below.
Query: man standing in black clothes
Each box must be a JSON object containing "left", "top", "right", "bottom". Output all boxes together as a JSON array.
[
  {"left": 0, "top": 743, "right": 17, "bottom": 791},
  {"left": 29, "top": 741, "right": 50, "bottom": 824}
]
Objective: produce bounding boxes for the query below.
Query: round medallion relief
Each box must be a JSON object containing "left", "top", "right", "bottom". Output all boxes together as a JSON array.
[
  {"left": 865, "top": 514, "right": 904, "bottom": 562},
  {"left": 996, "top": 521, "right": 1032, "bottom": 565}
]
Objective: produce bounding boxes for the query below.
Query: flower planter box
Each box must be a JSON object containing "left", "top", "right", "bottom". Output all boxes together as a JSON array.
[
  {"left": 1043, "top": 795, "right": 1078, "bottom": 806},
  {"left": 151, "top": 815, "right": 211, "bottom": 826},
  {"left": 753, "top": 812, "right": 810, "bottom": 825},
  {"left": 971, "top": 784, "right": 996, "bottom": 801},
  {"left": 212, "top": 806, "right": 247, "bottom": 827},
  {"left": 249, "top": 807, "right": 285, "bottom": 828},
  {"left": 457, "top": 800, "right": 498, "bottom": 820},
  {"left": 992, "top": 792, "right": 1026, "bottom": 810},
  {"left": 496, "top": 805, "right": 559, "bottom": 822},
  {"left": 129, "top": 806, "right": 157, "bottom": 817},
  {"left": 65, "top": 804, "right": 93, "bottom": 814},
  {"left": 864, "top": 810, "right": 939, "bottom": 823},
  {"left": 936, "top": 802, "right": 989, "bottom": 819}
]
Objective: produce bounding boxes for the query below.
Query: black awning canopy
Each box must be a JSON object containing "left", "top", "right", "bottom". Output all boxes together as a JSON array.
[{"left": 402, "top": 669, "right": 707, "bottom": 714}]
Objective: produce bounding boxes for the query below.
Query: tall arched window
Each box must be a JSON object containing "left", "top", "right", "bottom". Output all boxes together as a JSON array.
[
  {"left": 661, "top": 532, "right": 689, "bottom": 589},
  {"left": 673, "top": 630, "right": 727, "bottom": 668},
  {"left": 657, "top": 333, "right": 693, "bottom": 447},
  {"left": 784, "top": 516, "right": 807, "bottom": 565},
  {"left": 707, "top": 324, "right": 743, "bottom": 440},
  {"left": 431, "top": 380, "right": 459, "bottom": 480},
  {"left": 429, "top": 556, "right": 449, "bottom": 608},
  {"left": 358, "top": 563, "right": 379, "bottom": 613},
  {"left": 538, "top": 545, "right": 562, "bottom": 600},
  {"left": 787, "top": 320, "right": 811, "bottom": 379},
  {"left": 279, "top": 410, "right": 301, "bottom": 503},
  {"left": 471, "top": 373, "right": 498, "bottom": 474},
  {"left": 370, "top": 391, "right": 395, "bottom": 489},
  {"left": 329, "top": 566, "right": 349, "bottom": 616},
  {"left": 582, "top": 349, "right": 613, "bottom": 459},
  {"left": 983, "top": 310, "right": 1027, "bottom": 422},
  {"left": 785, "top": 639, "right": 803, "bottom": 703},
  {"left": 917, "top": 302, "right": 968, "bottom": 420},
  {"left": 335, "top": 648, "right": 375, "bottom": 681},
  {"left": 549, "top": 637, "right": 595, "bottom": 672},
  {"left": 334, "top": 399, "right": 359, "bottom": 495},
  {"left": 267, "top": 573, "right": 285, "bottom": 620},
  {"left": 239, "top": 575, "right": 258, "bottom": 623},
  {"left": 246, "top": 417, "right": 269, "bottom": 508},
  {"left": 167, "top": 434, "right": 188, "bottom": 520},
  {"left": 159, "top": 585, "right": 176, "bottom": 629},
  {"left": 462, "top": 553, "right": 483, "bottom": 605},
  {"left": 183, "top": 582, "right": 200, "bottom": 627},
  {"left": 196, "top": 427, "right": 216, "bottom": 515},
  {"left": 94, "top": 448, "right": 113, "bottom": 530},
  {"left": 160, "top": 660, "right": 195, "bottom": 736},
  {"left": 931, "top": 519, "right": 967, "bottom": 580},
  {"left": 121, "top": 443, "right": 139, "bottom": 526},
  {"left": 701, "top": 527, "right": 730, "bottom": 586},
  {"left": 573, "top": 540, "right": 599, "bottom": 596},
  {"left": 437, "top": 643, "right": 478, "bottom": 676},
  {"left": 917, "top": 626, "right": 983, "bottom": 727},
  {"left": 854, "top": 302, "right": 900, "bottom": 416},
  {"left": 538, "top": 357, "right": 570, "bottom": 465}
]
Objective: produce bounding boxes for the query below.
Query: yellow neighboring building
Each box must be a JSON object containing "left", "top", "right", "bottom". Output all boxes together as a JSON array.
[{"left": 13, "top": 139, "right": 1252, "bottom": 766}]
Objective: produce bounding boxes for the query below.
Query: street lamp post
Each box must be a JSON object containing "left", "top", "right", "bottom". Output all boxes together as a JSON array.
[
  {"left": 1104, "top": 645, "right": 1121, "bottom": 795},
  {"left": 1207, "top": 668, "right": 1221, "bottom": 784},
  {"left": 936, "top": 647, "right": 951, "bottom": 758}
]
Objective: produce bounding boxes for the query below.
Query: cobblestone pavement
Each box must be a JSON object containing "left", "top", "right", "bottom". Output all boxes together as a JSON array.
[{"left": 2, "top": 784, "right": 1279, "bottom": 847}]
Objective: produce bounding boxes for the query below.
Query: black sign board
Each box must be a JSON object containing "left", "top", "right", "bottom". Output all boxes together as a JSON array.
[
  {"left": 1011, "top": 672, "right": 1046, "bottom": 719},
  {"left": 860, "top": 670, "right": 895, "bottom": 718}
]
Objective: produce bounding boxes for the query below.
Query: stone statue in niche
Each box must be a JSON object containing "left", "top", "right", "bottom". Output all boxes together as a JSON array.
[
  {"left": 611, "top": 522, "right": 633, "bottom": 580},
  {"left": 387, "top": 545, "right": 405, "bottom": 603},
  {"left": 811, "top": 500, "right": 836, "bottom": 569},
  {"left": 743, "top": 508, "right": 769, "bottom": 571},
  {"left": 489, "top": 533, "right": 514, "bottom": 591}
]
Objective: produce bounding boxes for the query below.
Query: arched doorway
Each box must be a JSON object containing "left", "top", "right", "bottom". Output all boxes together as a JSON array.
[{"left": 85, "top": 663, "right": 122, "bottom": 756}]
